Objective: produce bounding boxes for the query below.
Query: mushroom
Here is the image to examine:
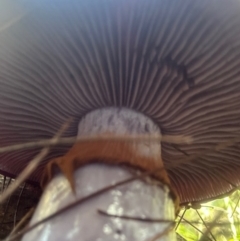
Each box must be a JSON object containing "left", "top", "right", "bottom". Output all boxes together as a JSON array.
[{"left": 1, "top": 0, "right": 240, "bottom": 240}]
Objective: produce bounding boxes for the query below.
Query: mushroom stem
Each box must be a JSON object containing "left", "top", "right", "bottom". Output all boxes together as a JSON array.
[{"left": 22, "top": 108, "right": 176, "bottom": 241}]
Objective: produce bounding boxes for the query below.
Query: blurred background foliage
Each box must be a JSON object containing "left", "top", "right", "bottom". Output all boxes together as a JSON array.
[{"left": 176, "top": 190, "right": 240, "bottom": 241}]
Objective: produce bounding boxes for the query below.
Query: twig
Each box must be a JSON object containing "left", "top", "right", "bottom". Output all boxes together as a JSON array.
[
  {"left": 6, "top": 167, "right": 166, "bottom": 241},
  {"left": 0, "top": 9, "right": 29, "bottom": 33},
  {"left": 179, "top": 216, "right": 212, "bottom": 241},
  {"left": 168, "top": 137, "right": 240, "bottom": 169},
  {"left": 175, "top": 209, "right": 187, "bottom": 230},
  {"left": 97, "top": 209, "right": 174, "bottom": 224},
  {"left": 198, "top": 211, "right": 224, "bottom": 241},
  {"left": 231, "top": 195, "right": 240, "bottom": 217},
  {"left": 0, "top": 119, "right": 72, "bottom": 204},
  {"left": 1, "top": 176, "right": 6, "bottom": 193},
  {"left": 6, "top": 178, "right": 11, "bottom": 189},
  {"left": 0, "top": 134, "right": 193, "bottom": 154},
  {"left": 180, "top": 221, "right": 240, "bottom": 226},
  {"left": 212, "top": 173, "right": 240, "bottom": 211},
  {"left": 14, "top": 183, "right": 26, "bottom": 228},
  {"left": 5, "top": 208, "right": 35, "bottom": 241},
  {"left": 0, "top": 179, "right": 12, "bottom": 230},
  {"left": 196, "top": 209, "right": 216, "bottom": 241},
  {"left": 147, "top": 223, "right": 174, "bottom": 241}
]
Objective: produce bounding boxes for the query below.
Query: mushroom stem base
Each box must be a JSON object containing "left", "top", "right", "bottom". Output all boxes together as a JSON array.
[{"left": 23, "top": 164, "right": 176, "bottom": 241}]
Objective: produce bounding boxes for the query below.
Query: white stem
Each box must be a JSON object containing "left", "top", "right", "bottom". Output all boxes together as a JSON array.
[{"left": 22, "top": 108, "right": 176, "bottom": 241}]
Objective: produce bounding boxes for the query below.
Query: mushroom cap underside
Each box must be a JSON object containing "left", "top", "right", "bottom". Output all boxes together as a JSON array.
[{"left": 0, "top": 0, "right": 240, "bottom": 203}]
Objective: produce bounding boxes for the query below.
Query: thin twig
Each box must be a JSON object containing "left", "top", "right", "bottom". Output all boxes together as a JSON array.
[
  {"left": 198, "top": 211, "right": 224, "bottom": 241},
  {"left": 6, "top": 178, "right": 11, "bottom": 189},
  {"left": 175, "top": 208, "right": 187, "bottom": 231},
  {"left": 0, "top": 134, "right": 193, "bottom": 154},
  {"left": 5, "top": 208, "right": 35, "bottom": 241},
  {"left": 0, "top": 179, "right": 12, "bottom": 230},
  {"left": 1, "top": 176, "right": 6, "bottom": 193},
  {"left": 168, "top": 137, "right": 240, "bottom": 169},
  {"left": 147, "top": 223, "right": 174, "bottom": 241},
  {"left": 180, "top": 216, "right": 212, "bottom": 241},
  {"left": 231, "top": 195, "right": 240, "bottom": 217},
  {"left": 180, "top": 221, "right": 240, "bottom": 226},
  {"left": 13, "top": 183, "right": 26, "bottom": 228},
  {"left": 216, "top": 174, "right": 240, "bottom": 217},
  {"left": 0, "top": 9, "right": 29, "bottom": 33},
  {"left": 97, "top": 209, "right": 174, "bottom": 224},
  {"left": 0, "top": 197, "right": 11, "bottom": 229},
  {"left": 196, "top": 209, "right": 216, "bottom": 241},
  {"left": 6, "top": 167, "right": 167, "bottom": 241},
  {"left": 0, "top": 119, "right": 72, "bottom": 204}
]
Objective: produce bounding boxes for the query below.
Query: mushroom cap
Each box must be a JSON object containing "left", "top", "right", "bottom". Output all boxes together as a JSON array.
[{"left": 1, "top": 0, "right": 240, "bottom": 203}]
